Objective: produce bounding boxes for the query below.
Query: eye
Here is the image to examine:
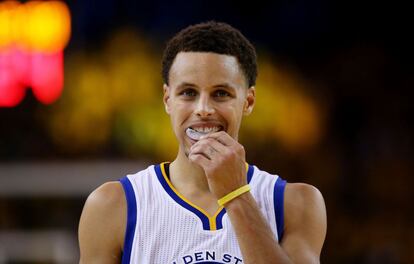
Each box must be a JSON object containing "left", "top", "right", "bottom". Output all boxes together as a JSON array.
[
  {"left": 180, "top": 89, "right": 197, "bottom": 97},
  {"left": 214, "top": 90, "right": 230, "bottom": 98}
]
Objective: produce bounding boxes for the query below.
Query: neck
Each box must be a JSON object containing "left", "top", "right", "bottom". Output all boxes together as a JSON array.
[{"left": 169, "top": 148, "right": 211, "bottom": 193}]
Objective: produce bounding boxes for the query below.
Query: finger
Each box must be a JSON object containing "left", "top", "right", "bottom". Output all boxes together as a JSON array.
[
  {"left": 190, "top": 140, "right": 221, "bottom": 160},
  {"left": 199, "top": 133, "right": 245, "bottom": 157},
  {"left": 189, "top": 152, "right": 211, "bottom": 168},
  {"left": 189, "top": 147, "right": 212, "bottom": 160},
  {"left": 200, "top": 131, "right": 236, "bottom": 146},
  {"left": 198, "top": 137, "right": 228, "bottom": 154}
]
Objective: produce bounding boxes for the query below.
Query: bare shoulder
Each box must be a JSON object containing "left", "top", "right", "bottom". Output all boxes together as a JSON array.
[
  {"left": 85, "top": 181, "right": 125, "bottom": 211},
  {"left": 80, "top": 181, "right": 126, "bottom": 237},
  {"left": 284, "top": 182, "right": 326, "bottom": 230},
  {"left": 281, "top": 183, "right": 327, "bottom": 262},
  {"left": 284, "top": 183, "right": 325, "bottom": 214},
  {"left": 79, "top": 181, "right": 126, "bottom": 263}
]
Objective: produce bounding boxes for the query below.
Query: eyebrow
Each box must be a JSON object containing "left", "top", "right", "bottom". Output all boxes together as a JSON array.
[
  {"left": 176, "top": 82, "right": 197, "bottom": 89},
  {"left": 212, "top": 83, "right": 236, "bottom": 90},
  {"left": 176, "top": 82, "right": 237, "bottom": 90}
]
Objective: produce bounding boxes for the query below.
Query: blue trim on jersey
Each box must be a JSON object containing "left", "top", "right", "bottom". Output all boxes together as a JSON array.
[
  {"left": 247, "top": 165, "right": 254, "bottom": 183},
  {"left": 215, "top": 208, "right": 227, "bottom": 229},
  {"left": 155, "top": 164, "right": 212, "bottom": 230},
  {"left": 119, "top": 177, "right": 137, "bottom": 264},
  {"left": 273, "top": 177, "right": 287, "bottom": 242},
  {"left": 154, "top": 164, "right": 255, "bottom": 231}
]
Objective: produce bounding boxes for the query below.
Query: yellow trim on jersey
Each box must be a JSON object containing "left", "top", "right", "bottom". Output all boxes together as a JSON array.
[
  {"left": 160, "top": 162, "right": 249, "bottom": 231},
  {"left": 160, "top": 162, "right": 222, "bottom": 230}
]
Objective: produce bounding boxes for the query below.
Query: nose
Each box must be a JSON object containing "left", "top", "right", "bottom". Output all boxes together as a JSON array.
[{"left": 194, "top": 93, "right": 215, "bottom": 117}]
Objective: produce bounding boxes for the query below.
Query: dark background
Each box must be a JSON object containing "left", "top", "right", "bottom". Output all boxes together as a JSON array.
[{"left": 0, "top": 0, "right": 413, "bottom": 263}]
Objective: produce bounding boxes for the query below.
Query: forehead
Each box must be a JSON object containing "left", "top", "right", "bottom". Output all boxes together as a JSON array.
[{"left": 169, "top": 52, "right": 247, "bottom": 88}]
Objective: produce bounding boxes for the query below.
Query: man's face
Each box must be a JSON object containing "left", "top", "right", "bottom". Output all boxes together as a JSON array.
[{"left": 164, "top": 52, "right": 255, "bottom": 156}]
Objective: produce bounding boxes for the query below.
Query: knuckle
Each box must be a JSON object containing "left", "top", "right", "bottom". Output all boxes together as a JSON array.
[
  {"left": 236, "top": 144, "right": 245, "bottom": 154},
  {"left": 223, "top": 149, "right": 234, "bottom": 160},
  {"left": 190, "top": 145, "right": 200, "bottom": 152},
  {"left": 196, "top": 141, "right": 208, "bottom": 148}
]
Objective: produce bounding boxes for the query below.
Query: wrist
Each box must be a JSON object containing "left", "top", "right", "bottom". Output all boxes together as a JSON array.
[
  {"left": 218, "top": 184, "right": 251, "bottom": 207},
  {"left": 222, "top": 191, "right": 255, "bottom": 211}
]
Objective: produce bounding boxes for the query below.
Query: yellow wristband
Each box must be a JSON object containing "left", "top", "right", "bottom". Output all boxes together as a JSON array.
[{"left": 218, "top": 184, "right": 251, "bottom": 206}]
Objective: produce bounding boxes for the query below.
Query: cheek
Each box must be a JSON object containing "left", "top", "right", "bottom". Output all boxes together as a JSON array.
[
  {"left": 222, "top": 105, "right": 243, "bottom": 127},
  {"left": 230, "top": 99, "right": 245, "bottom": 115},
  {"left": 170, "top": 103, "right": 191, "bottom": 125}
]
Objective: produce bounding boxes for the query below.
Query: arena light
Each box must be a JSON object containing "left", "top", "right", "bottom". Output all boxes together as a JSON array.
[
  {"left": 0, "top": 0, "right": 71, "bottom": 107},
  {"left": 31, "top": 52, "right": 64, "bottom": 104},
  {"left": 0, "top": 50, "right": 26, "bottom": 107},
  {"left": 24, "top": 1, "right": 71, "bottom": 53}
]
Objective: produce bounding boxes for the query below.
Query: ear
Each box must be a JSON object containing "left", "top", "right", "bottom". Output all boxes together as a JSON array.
[
  {"left": 163, "top": 84, "right": 171, "bottom": 114},
  {"left": 243, "top": 86, "right": 255, "bottom": 116}
]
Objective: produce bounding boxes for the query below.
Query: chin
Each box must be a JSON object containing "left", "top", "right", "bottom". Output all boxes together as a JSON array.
[{"left": 178, "top": 140, "right": 192, "bottom": 158}]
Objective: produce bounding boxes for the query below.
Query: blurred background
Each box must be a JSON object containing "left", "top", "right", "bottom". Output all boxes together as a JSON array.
[{"left": 0, "top": 0, "right": 413, "bottom": 263}]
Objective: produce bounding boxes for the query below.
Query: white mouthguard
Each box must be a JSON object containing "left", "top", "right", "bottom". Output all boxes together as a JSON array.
[{"left": 186, "top": 127, "right": 208, "bottom": 141}]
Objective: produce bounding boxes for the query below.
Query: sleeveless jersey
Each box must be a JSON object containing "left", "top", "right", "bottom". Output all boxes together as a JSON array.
[{"left": 119, "top": 163, "right": 287, "bottom": 264}]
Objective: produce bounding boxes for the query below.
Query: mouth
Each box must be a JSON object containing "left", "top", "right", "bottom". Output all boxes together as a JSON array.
[{"left": 185, "top": 125, "right": 224, "bottom": 141}]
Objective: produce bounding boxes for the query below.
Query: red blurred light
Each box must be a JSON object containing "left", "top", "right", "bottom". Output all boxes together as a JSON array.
[
  {"left": 0, "top": 1, "right": 70, "bottom": 107},
  {"left": 11, "top": 47, "right": 30, "bottom": 86},
  {"left": 0, "top": 50, "right": 26, "bottom": 107},
  {"left": 31, "top": 51, "right": 63, "bottom": 104}
]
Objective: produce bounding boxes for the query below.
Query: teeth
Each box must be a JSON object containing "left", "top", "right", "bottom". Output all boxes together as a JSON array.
[
  {"left": 193, "top": 126, "right": 220, "bottom": 133},
  {"left": 186, "top": 126, "right": 221, "bottom": 140}
]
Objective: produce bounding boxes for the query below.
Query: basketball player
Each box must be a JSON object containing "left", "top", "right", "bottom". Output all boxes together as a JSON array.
[{"left": 78, "top": 21, "right": 327, "bottom": 264}]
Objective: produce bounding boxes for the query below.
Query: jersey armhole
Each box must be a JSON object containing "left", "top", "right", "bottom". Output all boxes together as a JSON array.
[
  {"left": 119, "top": 176, "right": 137, "bottom": 264},
  {"left": 273, "top": 177, "right": 287, "bottom": 242}
]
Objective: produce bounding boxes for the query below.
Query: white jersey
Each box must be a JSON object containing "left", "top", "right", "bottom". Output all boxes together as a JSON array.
[{"left": 119, "top": 163, "right": 286, "bottom": 264}]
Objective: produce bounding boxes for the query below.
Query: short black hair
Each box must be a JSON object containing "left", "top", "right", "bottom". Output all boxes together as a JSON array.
[{"left": 162, "top": 21, "right": 257, "bottom": 87}]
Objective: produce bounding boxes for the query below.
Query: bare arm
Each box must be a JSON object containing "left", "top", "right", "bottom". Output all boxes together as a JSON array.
[
  {"left": 281, "top": 183, "right": 327, "bottom": 263},
  {"left": 189, "top": 131, "right": 327, "bottom": 264},
  {"left": 78, "top": 182, "right": 126, "bottom": 264},
  {"left": 225, "top": 183, "right": 326, "bottom": 264},
  {"left": 224, "top": 191, "right": 292, "bottom": 263}
]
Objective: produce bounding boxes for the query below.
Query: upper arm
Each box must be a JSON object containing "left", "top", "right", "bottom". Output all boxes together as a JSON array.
[
  {"left": 281, "top": 183, "right": 327, "bottom": 264},
  {"left": 78, "top": 181, "right": 126, "bottom": 264}
]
